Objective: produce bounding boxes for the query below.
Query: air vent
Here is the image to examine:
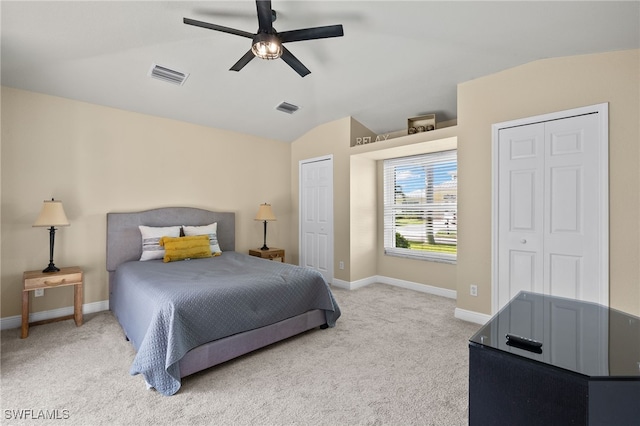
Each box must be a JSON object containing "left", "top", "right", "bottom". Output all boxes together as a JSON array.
[
  {"left": 148, "top": 63, "right": 189, "bottom": 86},
  {"left": 275, "top": 102, "right": 300, "bottom": 114}
]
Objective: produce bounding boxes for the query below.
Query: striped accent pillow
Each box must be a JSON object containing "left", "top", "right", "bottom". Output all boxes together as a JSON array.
[
  {"left": 182, "top": 222, "right": 222, "bottom": 254},
  {"left": 139, "top": 225, "right": 181, "bottom": 261}
]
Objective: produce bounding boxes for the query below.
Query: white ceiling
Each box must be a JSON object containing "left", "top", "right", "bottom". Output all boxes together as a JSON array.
[{"left": 2, "top": 1, "right": 639, "bottom": 142}]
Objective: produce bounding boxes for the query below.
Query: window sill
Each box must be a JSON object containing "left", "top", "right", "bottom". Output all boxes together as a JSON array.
[{"left": 384, "top": 249, "right": 457, "bottom": 265}]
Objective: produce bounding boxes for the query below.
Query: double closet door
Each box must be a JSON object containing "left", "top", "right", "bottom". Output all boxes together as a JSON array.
[{"left": 493, "top": 104, "right": 609, "bottom": 312}]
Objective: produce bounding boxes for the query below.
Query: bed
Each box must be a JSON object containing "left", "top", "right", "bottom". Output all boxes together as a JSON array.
[{"left": 106, "top": 207, "right": 341, "bottom": 396}]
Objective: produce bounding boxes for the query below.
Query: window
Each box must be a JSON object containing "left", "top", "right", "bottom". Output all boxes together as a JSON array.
[{"left": 383, "top": 150, "right": 457, "bottom": 262}]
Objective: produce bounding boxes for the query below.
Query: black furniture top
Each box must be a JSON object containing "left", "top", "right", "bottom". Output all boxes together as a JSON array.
[{"left": 469, "top": 291, "right": 640, "bottom": 378}]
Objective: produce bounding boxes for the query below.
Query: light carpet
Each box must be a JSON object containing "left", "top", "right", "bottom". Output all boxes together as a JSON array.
[{"left": 1, "top": 283, "right": 480, "bottom": 425}]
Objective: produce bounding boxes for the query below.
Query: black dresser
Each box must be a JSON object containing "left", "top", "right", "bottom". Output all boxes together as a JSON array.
[{"left": 469, "top": 291, "right": 640, "bottom": 425}]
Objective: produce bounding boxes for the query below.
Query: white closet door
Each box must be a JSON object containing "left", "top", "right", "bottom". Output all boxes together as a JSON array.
[
  {"left": 300, "top": 156, "right": 334, "bottom": 283},
  {"left": 494, "top": 105, "right": 608, "bottom": 312},
  {"left": 497, "top": 123, "right": 545, "bottom": 309},
  {"left": 543, "top": 114, "right": 602, "bottom": 302}
]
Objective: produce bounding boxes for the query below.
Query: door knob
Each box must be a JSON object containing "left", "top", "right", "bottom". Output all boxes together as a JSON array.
[{"left": 521, "top": 239, "right": 527, "bottom": 244}]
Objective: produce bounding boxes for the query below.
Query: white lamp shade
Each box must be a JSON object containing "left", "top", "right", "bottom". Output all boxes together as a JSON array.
[
  {"left": 255, "top": 203, "right": 276, "bottom": 221},
  {"left": 33, "top": 200, "right": 70, "bottom": 227}
]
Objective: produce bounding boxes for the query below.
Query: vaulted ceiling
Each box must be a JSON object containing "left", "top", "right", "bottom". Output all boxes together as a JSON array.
[{"left": 2, "top": 1, "right": 639, "bottom": 142}]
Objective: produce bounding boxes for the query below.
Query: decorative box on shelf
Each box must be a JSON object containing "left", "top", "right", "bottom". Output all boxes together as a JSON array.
[{"left": 408, "top": 114, "right": 436, "bottom": 134}]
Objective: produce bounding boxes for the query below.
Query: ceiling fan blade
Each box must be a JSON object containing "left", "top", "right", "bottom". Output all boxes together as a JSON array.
[
  {"left": 280, "top": 46, "right": 310, "bottom": 77},
  {"left": 279, "top": 24, "right": 344, "bottom": 43},
  {"left": 255, "top": 0, "right": 274, "bottom": 32},
  {"left": 230, "top": 50, "right": 256, "bottom": 72},
  {"left": 183, "top": 17, "right": 255, "bottom": 39}
]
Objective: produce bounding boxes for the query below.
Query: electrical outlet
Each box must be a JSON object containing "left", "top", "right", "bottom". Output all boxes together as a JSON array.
[
  {"left": 34, "top": 289, "right": 44, "bottom": 297},
  {"left": 339, "top": 261, "right": 345, "bottom": 270},
  {"left": 470, "top": 285, "right": 478, "bottom": 297}
]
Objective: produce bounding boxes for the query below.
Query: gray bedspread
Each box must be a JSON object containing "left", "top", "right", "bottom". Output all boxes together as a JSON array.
[{"left": 112, "top": 251, "right": 340, "bottom": 396}]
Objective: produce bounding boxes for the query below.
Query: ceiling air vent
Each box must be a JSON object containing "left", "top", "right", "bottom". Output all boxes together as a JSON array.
[
  {"left": 275, "top": 102, "right": 300, "bottom": 114},
  {"left": 148, "top": 63, "right": 189, "bottom": 86}
]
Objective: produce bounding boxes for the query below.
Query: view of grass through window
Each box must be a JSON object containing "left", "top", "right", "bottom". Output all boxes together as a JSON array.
[{"left": 394, "top": 218, "right": 457, "bottom": 254}]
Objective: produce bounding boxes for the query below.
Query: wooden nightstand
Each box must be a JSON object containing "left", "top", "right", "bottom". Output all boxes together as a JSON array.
[
  {"left": 22, "top": 266, "right": 83, "bottom": 339},
  {"left": 249, "top": 248, "right": 285, "bottom": 263}
]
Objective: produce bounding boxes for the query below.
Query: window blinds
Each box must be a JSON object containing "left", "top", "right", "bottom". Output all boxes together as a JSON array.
[{"left": 383, "top": 150, "right": 457, "bottom": 262}]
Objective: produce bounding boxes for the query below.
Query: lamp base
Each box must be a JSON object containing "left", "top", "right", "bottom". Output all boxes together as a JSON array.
[
  {"left": 260, "top": 220, "right": 269, "bottom": 251},
  {"left": 42, "top": 226, "right": 61, "bottom": 273},
  {"left": 42, "top": 263, "right": 60, "bottom": 273}
]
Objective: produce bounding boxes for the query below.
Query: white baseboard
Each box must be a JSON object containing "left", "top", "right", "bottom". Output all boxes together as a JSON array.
[
  {"left": 330, "top": 278, "right": 350, "bottom": 289},
  {"left": 331, "top": 276, "right": 377, "bottom": 290},
  {"left": 0, "top": 300, "right": 109, "bottom": 331},
  {"left": 332, "top": 275, "right": 492, "bottom": 325},
  {"left": 376, "top": 275, "right": 457, "bottom": 299},
  {"left": 454, "top": 307, "right": 492, "bottom": 325},
  {"left": 331, "top": 275, "right": 457, "bottom": 299},
  {"left": 1, "top": 292, "right": 492, "bottom": 330}
]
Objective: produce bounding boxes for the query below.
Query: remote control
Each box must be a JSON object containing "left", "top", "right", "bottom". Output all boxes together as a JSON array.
[{"left": 505, "top": 333, "right": 543, "bottom": 349}]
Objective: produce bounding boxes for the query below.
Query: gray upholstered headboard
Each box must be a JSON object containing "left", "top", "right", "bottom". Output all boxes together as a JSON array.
[{"left": 106, "top": 207, "right": 236, "bottom": 272}]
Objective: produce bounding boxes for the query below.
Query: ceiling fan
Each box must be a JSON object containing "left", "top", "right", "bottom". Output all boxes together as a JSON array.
[{"left": 184, "top": 0, "right": 344, "bottom": 77}]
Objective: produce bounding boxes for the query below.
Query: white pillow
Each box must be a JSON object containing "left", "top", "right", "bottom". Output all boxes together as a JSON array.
[
  {"left": 139, "top": 225, "right": 181, "bottom": 261},
  {"left": 182, "top": 222, "right": 222, "bottom": 254}
]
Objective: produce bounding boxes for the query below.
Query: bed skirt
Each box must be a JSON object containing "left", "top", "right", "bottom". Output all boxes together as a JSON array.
[{"left": 178, "top": 309, "right": 326, "bottom": 377}]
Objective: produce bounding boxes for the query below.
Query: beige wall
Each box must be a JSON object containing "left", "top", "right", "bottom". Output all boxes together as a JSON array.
[
  {"left": 291, "top": 49, "right": 639, "bottom": 318},
  {"left": 1, "top": 87, "right": 291, "bottom": 319},
  {"left": 349, "top": 155, "right": 377, "bottom": 281},
  {"left": 353, "top": 132, "right": 459, "bottom": 291},
  {"left": 289, "top": 117, "right": 352, "bottom": 279},
  {"left": 456, "top": 49, "right": 640, "bottom": 316},
  {"left": 4, "top": 49, "right": 638, "bottom": 322},
  {"left": 292, "top": 114, "right": 459, "bottom": 289}
]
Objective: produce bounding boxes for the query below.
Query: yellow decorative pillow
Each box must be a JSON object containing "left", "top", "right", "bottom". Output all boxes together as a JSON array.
[{"left": 159, "top": 235, "right": 212, "bottom": 263}]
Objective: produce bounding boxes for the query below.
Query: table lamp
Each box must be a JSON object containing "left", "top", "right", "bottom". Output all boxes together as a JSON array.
[
  {"left": 255, "top": 203, "right": 276, "bottom": 250},
  {"left": 33, "top": 199, "right": 70, "bottom": 273}
]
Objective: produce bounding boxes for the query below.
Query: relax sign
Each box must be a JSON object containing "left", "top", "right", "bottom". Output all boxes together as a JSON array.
[{"left": 352, "top": 134, "right": 390, "bottom": 147}]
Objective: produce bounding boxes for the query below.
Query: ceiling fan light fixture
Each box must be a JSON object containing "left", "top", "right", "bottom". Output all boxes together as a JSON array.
[
  {"left": 183, "top": 1, "right": 344, "bottom": 76},
  {"left": 252, "top": 33, "right": 282, "bottom": 60}
]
